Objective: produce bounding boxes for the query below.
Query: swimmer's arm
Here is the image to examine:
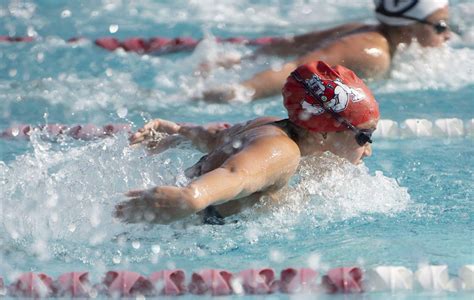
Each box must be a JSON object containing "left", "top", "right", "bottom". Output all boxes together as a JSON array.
[
  {"left": 201, "top": 43, "right": 345, "bottom": 102},
  {"left": 116, "top": 136, "right": 300, "bottom": 224},
  {"left": 129, "top": 118, "right": 230, "bottom": 152},
  {"left": 202, "top": 34, "right": 388, "bottom": 102},
  {"left": 236, "top": 45, "right": 345, "bottom": 101}
]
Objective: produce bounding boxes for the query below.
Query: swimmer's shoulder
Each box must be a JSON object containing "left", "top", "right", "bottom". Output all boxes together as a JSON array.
[{"left": 336, "top": 28, "right": 391, "bottom": 78}]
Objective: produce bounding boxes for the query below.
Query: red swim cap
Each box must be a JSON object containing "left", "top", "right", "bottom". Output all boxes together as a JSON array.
[{"left": 283, "top": 61, "right": 379, "bottom": 132}]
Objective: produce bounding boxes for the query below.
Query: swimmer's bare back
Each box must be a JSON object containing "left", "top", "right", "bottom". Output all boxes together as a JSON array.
[
  {"left": 256, "top": 23, "right": 377, "bottom": 57},
  {"left": 187, "top": 117, "right": 298, "bottom": 217}
]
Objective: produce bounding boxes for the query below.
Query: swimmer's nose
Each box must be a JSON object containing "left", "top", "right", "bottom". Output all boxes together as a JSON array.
[
  {"left": 444, "top": 30, "right": 451, "bottom": 42},
  {"left": 363, "top": 144, "right": 372, "bottom": 158}
]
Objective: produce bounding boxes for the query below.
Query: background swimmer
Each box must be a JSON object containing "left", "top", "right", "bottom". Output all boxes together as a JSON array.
[
  {"left": 201, "top": 0, "right": 451, "bottom": 102},
  {"left": 115, "top": 61, "right": 380, "bottom": 225}
]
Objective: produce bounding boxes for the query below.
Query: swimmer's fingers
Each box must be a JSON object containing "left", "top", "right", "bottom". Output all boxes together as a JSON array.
[
  {"left": 125, "top": 189, "right": 147, "bottom": 197},
  {"left": 114, "top": 197, "right": 154, "bottom": 223}
]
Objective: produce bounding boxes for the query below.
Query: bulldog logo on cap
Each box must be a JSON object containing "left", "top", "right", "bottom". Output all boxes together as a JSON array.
[{"left": 301, "top": 74, "right": 365, "bottom": 115}]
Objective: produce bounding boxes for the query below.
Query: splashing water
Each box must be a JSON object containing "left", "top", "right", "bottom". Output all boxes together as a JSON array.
[{"left": 0, "top": 132, "right": 409, "bottom": 270}]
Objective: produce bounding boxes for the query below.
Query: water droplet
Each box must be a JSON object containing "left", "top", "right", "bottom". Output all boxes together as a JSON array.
[
  {"left": 232, "top": 139, "right": 242, "bottom": 149},
  {"left": 109, "top": 24, "right": 119, "bottom": 34},
  {"left": 61, "top": 9, "right": 71, "bottom": 18},
  {"left": 36, "top": 52, "right": 44, "bottom": 63},
  {"left": 11, "top": 127, "right": 19, "bottom": 136},
  {"left": 150, "top": 254, "right": 159, "bottom": 264},
  {"left": 8, "top": 69, "right": 17, "bottom": 77},
  {"left": 135, "top": 294, "right": 146, "bottom": 300},
  {"left": 27, "top": 26, "right": 37, "bottom": 37},
  {"left": 112, "top": 255, "right": 121, "bottom": 264},
  {"left": 50, "top": 212, "right": 58, "bottom": 223},
  {"left": 132, "top": 241, "right": 140, "bottom": 249},
  {"left": 307, "top": 253, "right": 321, "bottom": 269},
  {"left": 117, "top": 107, "right": 128, "bottom": 118},
  {"left": 151, "top": 244, "right": 161, "bottom": 254},
  {"left": 68, "top": 223, "right": 76, "bottom": 232}
]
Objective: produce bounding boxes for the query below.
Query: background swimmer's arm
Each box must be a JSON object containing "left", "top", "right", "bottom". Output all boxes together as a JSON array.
[
  {"left": 294, "top": 33, "right": 390, "bottom": 79},
  {"left": 116, "top": 135, "right": 300, "bottom": 224},
  {"left": 203, "top": 34, "right": 389, "bottom": 102},
  {"left": 201, "top": 41, "right": 347, "bottom": 102}
]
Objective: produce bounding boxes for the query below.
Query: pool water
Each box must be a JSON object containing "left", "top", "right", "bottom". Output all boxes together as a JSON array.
[{"left": 0, "top": 0, "right": 473, "bottom": 297}]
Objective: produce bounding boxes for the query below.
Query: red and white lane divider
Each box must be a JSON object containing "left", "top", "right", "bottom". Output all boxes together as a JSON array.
[
  {"left": 1, "top": 118, "right": 472, "bottom": 142},
  {"left": 0, "top": 35, "right": 280, "bottom": 55},
  {"left": 0, "top": 265, "right": 472, "bottom": 297}
]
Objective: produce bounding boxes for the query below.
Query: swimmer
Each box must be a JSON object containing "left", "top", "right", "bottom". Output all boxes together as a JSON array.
[
  {"left": 202, "top": 0, "right": 451, "bottom": 102},
  {"left": 115, "top": 61, "right": 380, "bottom": 225}
]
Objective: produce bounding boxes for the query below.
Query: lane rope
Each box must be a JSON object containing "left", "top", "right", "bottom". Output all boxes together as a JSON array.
[
  {"left": 0, "top": 35, "right": 280, "bottom": 54},
  {"left": 1, "top": 118, "right": 472, "bottom": 141},
  {"left": 1, "top": 265, "right": 472, "bottom": 297}
]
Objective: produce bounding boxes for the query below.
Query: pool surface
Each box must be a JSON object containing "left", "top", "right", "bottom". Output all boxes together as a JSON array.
[{"left": 0, "top": 0, "right": 473, "bottom": 298}]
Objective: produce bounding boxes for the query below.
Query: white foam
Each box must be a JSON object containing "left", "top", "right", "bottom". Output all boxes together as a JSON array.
[{"left": 375, "top": 43, "right": 474, "bottom": 94}]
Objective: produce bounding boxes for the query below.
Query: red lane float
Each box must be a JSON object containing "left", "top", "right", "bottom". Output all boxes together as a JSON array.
[
  {"left": 0, "top": 123, "right": 131, "bottom": 141},
  {"left": 188, "top": 269, "right": 233, "bottom": 295},
  {"left": 149, "top": 270, "right": 186, "bottom": 295},
  {"left": 238, "top": 268, "right": 277, "bottom": 294},
  {"left": 8, "top": 273, "right": 55, "bottom": 298},
  {"left": 99, "top": 271, "right": 154, "bottom": 297},
  {"left": 322, "top": 267, "right": 363, "bottom": 293},
  {"left": 277, "top": 267, "right": 319, "bottom": 293},
  {"left": 0, "top": 35, "right": 279, "bottom": 55},
  {"left": 53, "top": 272, "right": 90, "bottom": 297}
]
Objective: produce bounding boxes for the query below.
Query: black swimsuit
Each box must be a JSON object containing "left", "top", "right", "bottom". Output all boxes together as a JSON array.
[{"left": 202, "top": 119, "right": 298, "bottom": 225}]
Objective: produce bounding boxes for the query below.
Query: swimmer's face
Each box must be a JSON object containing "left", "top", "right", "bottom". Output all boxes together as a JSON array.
[
  {"left": 412, "top": 6, "right": 451, "bottom": 47},
  {"left": 325, "top": 119, "right": 378, "bottom": 165}
]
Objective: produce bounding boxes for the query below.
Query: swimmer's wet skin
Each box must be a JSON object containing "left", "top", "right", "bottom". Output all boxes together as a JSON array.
[
  {"left": 201, "top": 0, "right": 452, "bottom": 102},
  {"left": 115, "top": 61, "right": 379, "bottom": 225}
]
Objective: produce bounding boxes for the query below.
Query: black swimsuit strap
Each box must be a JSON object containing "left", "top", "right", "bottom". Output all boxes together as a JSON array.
[
  {"left": 270, "top": 119, "right": 299, "bottom": 142},
  {"left": 202, "top": 205, "right": 225, "bottom": 225}
]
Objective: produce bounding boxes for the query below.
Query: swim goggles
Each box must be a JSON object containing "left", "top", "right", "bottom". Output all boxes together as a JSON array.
[
  {"left": 291, "top": 71, "right": 374, "bottom": 147},
  {"left": 398, "top": 16, "right": 449, "bottom": 34}
]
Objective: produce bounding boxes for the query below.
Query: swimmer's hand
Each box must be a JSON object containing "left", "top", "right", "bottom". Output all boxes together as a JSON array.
[
  {"left": 201, "top": 86, "right": 237, "bottom": 103},
  {"left": 129, "top": 118, "right": 181, "bottom": 146},
  {"left": 201, "top": 84, "right": 255, "bottom": 103},
  {"left": 114, "top": 187, "right": 199, "bottom": 224}
]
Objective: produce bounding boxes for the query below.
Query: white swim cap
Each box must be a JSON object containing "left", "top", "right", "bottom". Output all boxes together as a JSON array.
[{"left": 374, "top": 0, "right": 449, "bottom": 26}]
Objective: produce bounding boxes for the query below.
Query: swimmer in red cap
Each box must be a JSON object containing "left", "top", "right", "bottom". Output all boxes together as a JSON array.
[
  {"left": 115, "top": 61, "right": 379, "bottom": 225},
  {"left": 202, "top": 0, "right": 451, "bottom": 102}
]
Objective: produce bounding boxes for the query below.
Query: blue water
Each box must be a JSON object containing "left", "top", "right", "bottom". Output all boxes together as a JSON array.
[{"left": 0, "top": 0, "right": 473, "bottom": 297}]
